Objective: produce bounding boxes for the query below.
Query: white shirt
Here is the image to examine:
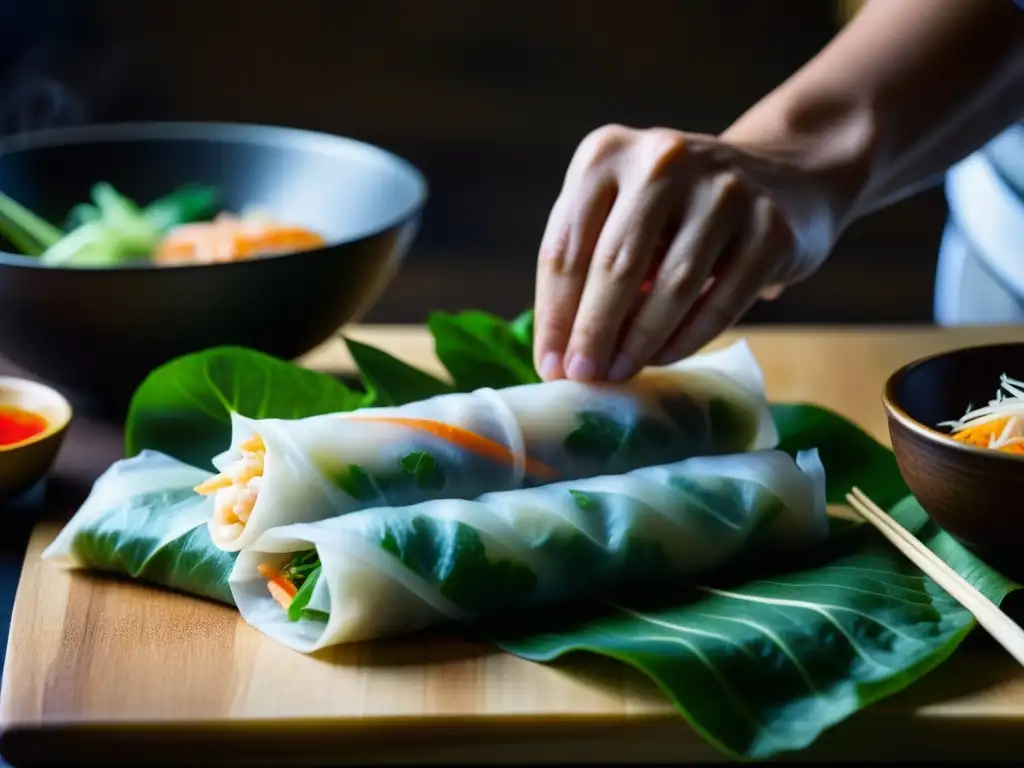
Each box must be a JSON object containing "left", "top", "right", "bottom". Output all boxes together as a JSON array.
[{"left": 934, "top": 124, "right": 1024, "bottom": 325}]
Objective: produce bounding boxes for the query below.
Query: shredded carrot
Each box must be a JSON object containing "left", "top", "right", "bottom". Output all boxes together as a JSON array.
[
  {"left": 267, "top": 581, "right": 294, "bottom": 610},
  {"left": 153, "top": 213, "right": 325, "bottom": 265},
  {"left": 258, "top": 563, "right": 297, "bottom": 609},
  {"left": 941, "top": 374, "right": 1024, "bottom": 456},
  {"left": 950, "top": 417, "right": 1022, "bottom": 453},
  {"left": 342, "top": 416, "right": 560, "bottom": 479}
]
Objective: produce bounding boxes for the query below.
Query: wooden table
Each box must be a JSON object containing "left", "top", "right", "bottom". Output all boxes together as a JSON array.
[{"left": 3, "top": 325, "right": 1024, "bottom": 765}]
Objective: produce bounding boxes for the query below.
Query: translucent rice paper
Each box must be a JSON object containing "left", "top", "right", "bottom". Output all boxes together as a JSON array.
[
  {"left": 41, "top": 451, "right": 239, "bottom": 605},
  {"left": 210, "top": 339, "right": 777, "bottom": 552},
  {"left": 44, "top": 450, "right": 214, "bottom": 567},
  {"left": 232, "top": 448, "right": 827, "bottom": 653}
]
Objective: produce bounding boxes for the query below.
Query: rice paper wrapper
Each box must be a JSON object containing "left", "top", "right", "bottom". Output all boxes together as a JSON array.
[
  {"left": 43, "top": 450, "right": 237, "bottom": 605},
  {"left": 232, "top": 448, "right": 827, "bottom": 653},
  {"left": 210, "top": 339, "right": 777, "bottom": 552}
]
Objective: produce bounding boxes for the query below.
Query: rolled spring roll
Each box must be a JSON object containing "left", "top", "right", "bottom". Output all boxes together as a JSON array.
[
  {"left": 231, "top": 448, "right": 827, "bottom": 652},
  {"left": 42, "top": 451, "right": 236, "bottom": 604},
  {"left": 198, "top": 339, "right": 778, "bottom": 552}
]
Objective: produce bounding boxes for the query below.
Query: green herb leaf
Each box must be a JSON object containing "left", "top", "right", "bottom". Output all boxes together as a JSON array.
[
  {"left": 568, "top": 489, "right": 595, "bottom": 511},
  {"left": 400, "top": 451, "right": 446, "bottom": 490},
  {"left": 380, "top": 516, "right": 539, "bottom": 615},
  {"left": 326, "top": 453, "right": 449, "bottom": 502},
  {"left": 287, "top": 566, "right": 323, "bottom": 622},
  {"left": 564, "top": 411, "right": 679, "bottom": 466},
  {"left": 331, "top": 464, "right": 380, "bottom": 501},
  {"left": 126, "top": 346, "right": 370, "bottom": 470},
  {"left": 143, "top": 183, "right": 220, "bottom": 232},
  {"left": 300, "top": 608, "right": 330, "bottom": 622},
  {"left": 564, "top": 411, "right": 626, "bottom": 459},
  {"left": 282, "top": 550, "right": 322, "bottom": 589},
  {"left": 507, "top": 309, "right": 535, "bottom": 350},
  {"left": 343, "top": 336, "right": 451, "bottom": 406},
  {"left": 428, "top": 310, "right": 541, "bottom": 391}
]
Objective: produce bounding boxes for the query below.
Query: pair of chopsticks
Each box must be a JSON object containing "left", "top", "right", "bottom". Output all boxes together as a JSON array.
[{"left": 847, "top": 487, "right": 1024, "bottom": 668}]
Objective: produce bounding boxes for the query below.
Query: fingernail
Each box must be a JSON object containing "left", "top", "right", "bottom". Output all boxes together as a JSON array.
[
  {"left": 607, "top": 354, "right": 634, "bottom": 382},
  {"left": 538, "top": 352, "right": 563, "bottom": 380},
  {"left": 565, "top": 354, "right": 597, "bottom": 381}
]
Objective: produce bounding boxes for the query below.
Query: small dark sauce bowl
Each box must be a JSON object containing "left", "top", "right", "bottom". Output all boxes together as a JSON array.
[
  {"left": 0, "top": 122, "right": 428, "bottom": 418},
  {"left": 883, "top": 341, "right": 1024, "bottom": 574}
]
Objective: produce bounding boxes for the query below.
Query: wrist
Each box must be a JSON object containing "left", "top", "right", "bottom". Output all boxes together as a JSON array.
[{"left": 721, "top": 86, "right": 880, "bottom": 236}]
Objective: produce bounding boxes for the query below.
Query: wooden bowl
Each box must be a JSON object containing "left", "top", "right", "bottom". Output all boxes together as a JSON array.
[
  {"left": 883, "top": 342, "right": 1024, "bottom": 564},
  {"left": 0, "top": 377, "right": 72, "bottom": 500}
]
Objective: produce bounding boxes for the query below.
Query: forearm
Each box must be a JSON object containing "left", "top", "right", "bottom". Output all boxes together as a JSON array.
[{"left": 722, "top": 0, "right": 1024, "bottom": 229}]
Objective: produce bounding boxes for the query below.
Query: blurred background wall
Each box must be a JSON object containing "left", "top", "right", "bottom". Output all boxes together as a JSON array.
[{"left": 0, "top": 0, "right": 943, "bottom": 324}]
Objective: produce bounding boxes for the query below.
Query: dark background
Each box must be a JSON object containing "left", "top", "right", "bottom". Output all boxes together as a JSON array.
[{"left": 0, "top": 0, "right": 944, "bottom": 324}]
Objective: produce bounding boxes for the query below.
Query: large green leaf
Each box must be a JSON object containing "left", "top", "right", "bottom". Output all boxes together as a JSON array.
[
  {"left": 492, "top": 496, "right": 1019, "bottom": 759},
  {"left": 428, "top": 309, "right": 541, "bottom": 391},
  {"left": 507, "top": 308, "right": 535, "bottom": 351},
  {"left": 343, "top": 336, "right": 452, "bottom": 406},
  {"left": 771, "top": 403, "right": 908, "bottom": 508},
  {"left": 886, "top": 495, "right": 1019, "bottom": 604},
  {"left": 126, "top": 346, "right": 370, "bottom": 469}
]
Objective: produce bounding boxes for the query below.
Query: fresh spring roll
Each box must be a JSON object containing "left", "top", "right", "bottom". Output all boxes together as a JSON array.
[
  {"left": 42, "top": 451, "right": 237, "bottom": 604},
  {"left": 198, "top": 339, "right": 778, "bottom": 552},
  {"left": 231, "top": 448, "right": 827, "bottom": 652}
]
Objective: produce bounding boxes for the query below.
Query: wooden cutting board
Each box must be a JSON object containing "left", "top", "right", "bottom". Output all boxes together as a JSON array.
[{"left": 4, "top": 325, "right": 1024, "bottom": 765}]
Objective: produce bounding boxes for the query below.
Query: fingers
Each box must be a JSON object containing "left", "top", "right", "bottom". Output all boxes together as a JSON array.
[
  {"left": 533, "top": 184, "right": 616, "bottom": 379},
  {"left": 606, "top": 172, "right": 746, "bottom": 382},
  {"left": 533, "top": 127, "right": 626, "bottom": 380},
  {"left": 560, "top": 180, "right": 676, "bottom": 381},
  {"left": 558, "top": 130, "right": 690, "bottom": 382},
  {"left": 653, "top": 195, "right": 795, "bottom": 365},
  {"left": 534, "top": 125, "right": 796, "bottom": 382}
]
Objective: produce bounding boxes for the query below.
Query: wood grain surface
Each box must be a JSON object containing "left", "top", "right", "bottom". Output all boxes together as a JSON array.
[{"left": 3, "top": 325, "right": 1024, "bottom": 765}]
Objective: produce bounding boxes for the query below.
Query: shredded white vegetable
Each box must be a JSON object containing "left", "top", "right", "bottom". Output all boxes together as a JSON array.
[{"left": 937, "top": 373, "right": 1024, "bottom": 449}]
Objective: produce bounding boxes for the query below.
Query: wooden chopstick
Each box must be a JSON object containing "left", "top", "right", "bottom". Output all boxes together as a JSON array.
[{"left": 846, "top": 486, "right": 1024, "bottom": 668}]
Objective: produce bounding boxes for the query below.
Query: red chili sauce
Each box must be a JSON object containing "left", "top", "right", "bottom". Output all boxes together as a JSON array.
[{"left": 0, "top": 406, "right": 47, "bottom": 447}]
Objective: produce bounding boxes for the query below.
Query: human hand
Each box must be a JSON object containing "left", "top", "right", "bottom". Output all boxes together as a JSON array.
[{"left": 533, "top": 124, "right": 843, "bottom": 382}]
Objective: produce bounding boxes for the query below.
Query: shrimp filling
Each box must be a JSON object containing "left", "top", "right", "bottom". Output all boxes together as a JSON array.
[
  {"left": 194, "top": 434, "right": 266, "bottom": 541},
  {"left": 154, "top": 211, "right": 326, "bottom": 265}
]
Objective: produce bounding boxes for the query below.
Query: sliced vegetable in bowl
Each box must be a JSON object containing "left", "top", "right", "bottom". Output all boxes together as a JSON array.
[
  {"left": 0, "top": 180, "right": 326, "bottom": 267},
  {"left": 0, "top": 190, "right": 64, "bottom": 256},
  {"left": 939, "top": 373, "right": 1024, "bottom": 454}
]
